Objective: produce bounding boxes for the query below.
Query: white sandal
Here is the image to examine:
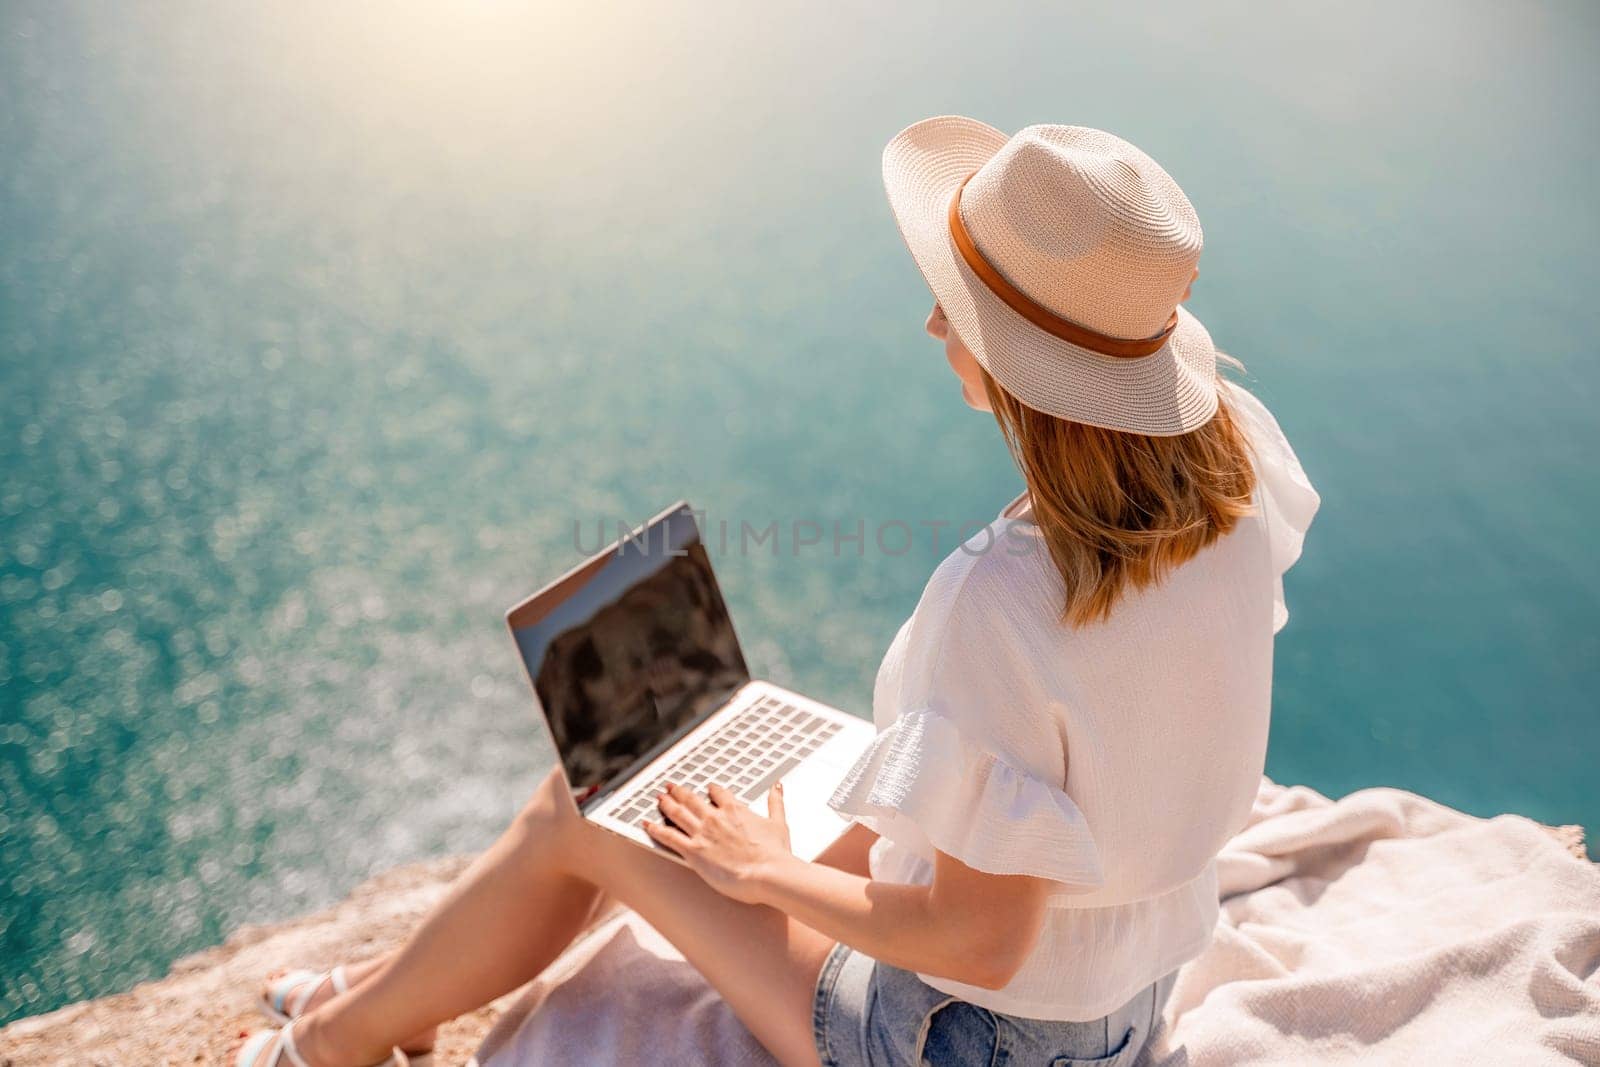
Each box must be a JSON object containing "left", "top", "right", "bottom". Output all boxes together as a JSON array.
[
  {"left": 257, "top": 968, "right": 434, "bottom": 1067},
  {"left": 259, "top": 967, "right": 352, "bottom": 1025},
  {"left": 234, "top": 1018, "right": 412, "bottom": 1067}
]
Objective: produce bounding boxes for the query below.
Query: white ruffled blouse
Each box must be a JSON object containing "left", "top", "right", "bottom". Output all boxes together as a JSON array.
[{"left": 829, "top": 383, "right": 1319, "bottom": 1020}]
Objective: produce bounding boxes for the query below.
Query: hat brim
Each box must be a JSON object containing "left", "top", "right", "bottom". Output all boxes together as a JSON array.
[{"left": 882, "top": 115, "right": 1219, "bottom": 436}]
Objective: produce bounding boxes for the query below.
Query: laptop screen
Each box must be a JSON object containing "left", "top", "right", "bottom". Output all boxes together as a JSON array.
[{"left": 508, "top": 504, "right": 750, "bottom": 801}]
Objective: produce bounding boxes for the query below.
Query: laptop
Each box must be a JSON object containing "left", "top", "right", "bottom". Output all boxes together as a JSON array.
[{"left": 507, "top": 501, "right": 875, "bottom": 862}]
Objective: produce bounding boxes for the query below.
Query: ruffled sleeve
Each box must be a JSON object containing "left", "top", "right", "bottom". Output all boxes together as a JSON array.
[
  {"left": 1226, "top": 382, "right": 1320, "bottom": 633},
  {"left": 828, "top": 707, "right": 1104, "bottom": 888},
  {"left": 835, "top": 526, "right": 1109, "bottom": 890}
]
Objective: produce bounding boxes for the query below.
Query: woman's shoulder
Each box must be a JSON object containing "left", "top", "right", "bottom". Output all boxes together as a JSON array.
[
  {"left": 1220, "top": 380, "right": 1321, "bottom": 628},
  {"left": 901, "top": 515, "right": 1059, "bottom": 666},
  {"left": 930, "top": 513, "right": 1051, "bottom": 603},
  {"left": 876, "top": 517, "right": 1073, "bottom": 781},
  {"left": 1223, "top": 380, "right": 1317, "bottom": 509}
]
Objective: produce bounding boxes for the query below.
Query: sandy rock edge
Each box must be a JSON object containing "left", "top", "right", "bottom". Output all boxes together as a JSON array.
[{"left": 2, "top": 827, "right": 1590, "bottom": 1065}]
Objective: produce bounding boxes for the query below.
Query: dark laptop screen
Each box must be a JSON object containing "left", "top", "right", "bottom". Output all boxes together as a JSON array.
[{"left": 509, "top": 505, "right": 750, "bottom": 798}]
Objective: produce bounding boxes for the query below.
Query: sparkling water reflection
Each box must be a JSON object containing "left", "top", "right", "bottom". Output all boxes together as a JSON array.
[{"left": 2, "top": 0, "right": 1597, "bottom": 1026}]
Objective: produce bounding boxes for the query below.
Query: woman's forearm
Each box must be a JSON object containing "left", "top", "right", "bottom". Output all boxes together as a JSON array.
[
  {"left": 749, "top": 854, "right": 1021, "bottom": 990},
  {"left": 643, "top": 784, "right": 1045, "bottom": 988}
]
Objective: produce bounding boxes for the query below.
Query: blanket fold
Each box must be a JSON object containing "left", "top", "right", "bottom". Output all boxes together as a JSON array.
[{"left": 473, "top": 780, "right": 1600, "bottom": 1066}]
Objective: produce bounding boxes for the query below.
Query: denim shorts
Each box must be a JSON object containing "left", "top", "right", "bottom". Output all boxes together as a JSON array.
[{"left": 811, "top": 943, "right": 1176, "bottom": 1067}]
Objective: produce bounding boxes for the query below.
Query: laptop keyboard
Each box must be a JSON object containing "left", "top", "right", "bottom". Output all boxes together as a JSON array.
[{"left": 607, "top": 697, "right": 843, "bottom": 828}]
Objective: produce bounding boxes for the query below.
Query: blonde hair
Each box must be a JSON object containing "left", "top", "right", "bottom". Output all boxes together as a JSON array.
[{"left": 982, "top": 370, "right": 1257, "bottom": 627}]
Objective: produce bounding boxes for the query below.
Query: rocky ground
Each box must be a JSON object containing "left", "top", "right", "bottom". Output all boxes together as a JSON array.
[
  {"left": 0, "top": 857, "right": 501, "bottom": 1067},
  {"left": 2, "top": 826, "right": 1589, "bottom": 1066}
]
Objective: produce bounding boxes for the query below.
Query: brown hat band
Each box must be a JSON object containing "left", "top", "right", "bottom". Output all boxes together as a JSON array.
[{"left": 948, "top": 171, "right": 1179, "bottom": 359}]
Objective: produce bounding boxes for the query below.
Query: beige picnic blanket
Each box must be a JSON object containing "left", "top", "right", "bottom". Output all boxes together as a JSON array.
[{"left": 471, "top": 780, "right": 1600, "bottom": 1065}]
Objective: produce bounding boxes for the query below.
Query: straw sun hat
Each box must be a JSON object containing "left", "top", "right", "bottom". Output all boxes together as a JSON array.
[{"left": 883, "top": 115, "right": 1218, "bottom": 436}]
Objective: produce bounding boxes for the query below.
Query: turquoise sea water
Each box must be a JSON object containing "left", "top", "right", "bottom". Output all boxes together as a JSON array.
[{"left": 2, "top": 0, "right": 1596, "bottom": 1026}]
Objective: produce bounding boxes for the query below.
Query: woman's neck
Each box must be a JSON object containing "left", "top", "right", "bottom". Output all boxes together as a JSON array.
[{"left": 1002, "top": 490, "right": 1032, "bottom": 521}]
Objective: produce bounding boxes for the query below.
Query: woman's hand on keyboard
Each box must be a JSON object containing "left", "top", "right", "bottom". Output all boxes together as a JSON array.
[{"left": 646, "top": 781, "right": 794, "bottom": 903}]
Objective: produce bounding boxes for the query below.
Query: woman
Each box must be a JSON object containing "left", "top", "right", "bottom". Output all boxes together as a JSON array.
[{"left": 236, "top": 116, "right": 1318, "bottom": 1067}]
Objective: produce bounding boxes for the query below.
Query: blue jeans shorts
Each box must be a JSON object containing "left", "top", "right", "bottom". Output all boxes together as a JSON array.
[{"left": 811, "top": 943, "right": 1177, "bottom": 1067}]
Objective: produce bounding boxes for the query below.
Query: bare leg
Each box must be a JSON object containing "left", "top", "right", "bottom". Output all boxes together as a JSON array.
[
  {"left": 275, "top": 821, "right": 876, "bottom": 1053},
  {"left": 812, "top": 822, "right": 877, "bottom": 878},
  {"left": 289, "top": 770, "right": 834, "bottom": 1067},
  {"left": 290, "top": 771, "right": 605, "bottom": 1063},
  {"left": 260, "top": 959, "right": 437, "bottom": 1052},
  {"left": 568, "top": 819, "right": 834, "bottom": 1065}
]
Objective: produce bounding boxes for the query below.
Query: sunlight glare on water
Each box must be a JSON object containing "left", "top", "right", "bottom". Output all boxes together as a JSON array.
[{"left": 1, "top": 0, "right": 1596, "bottom": 1024}]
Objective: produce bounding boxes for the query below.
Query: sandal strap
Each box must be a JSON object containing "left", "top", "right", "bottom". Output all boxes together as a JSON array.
[
  {"left": 265, "top": 970, "right": 320, "bottom": 1016},
  {"left": 237, "top": 1021, "right": 407, "bottom": 1067},
  {"left": 284, "top": 971, "right": 332, "bottom": 1019},
  {"left": 278, "top": 1020, "right": 313, "bottom": 1067},
  {"left": 236, "top": 1030, "right": 282, "bottom": 1067},
  {"left": 270, "top": 964, "right": 353, "bottom": 1020}
]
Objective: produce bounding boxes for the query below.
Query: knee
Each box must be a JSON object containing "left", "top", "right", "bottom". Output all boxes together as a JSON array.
[{"left": 511, "top": 765, "right": 585, "bottom": 857}]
